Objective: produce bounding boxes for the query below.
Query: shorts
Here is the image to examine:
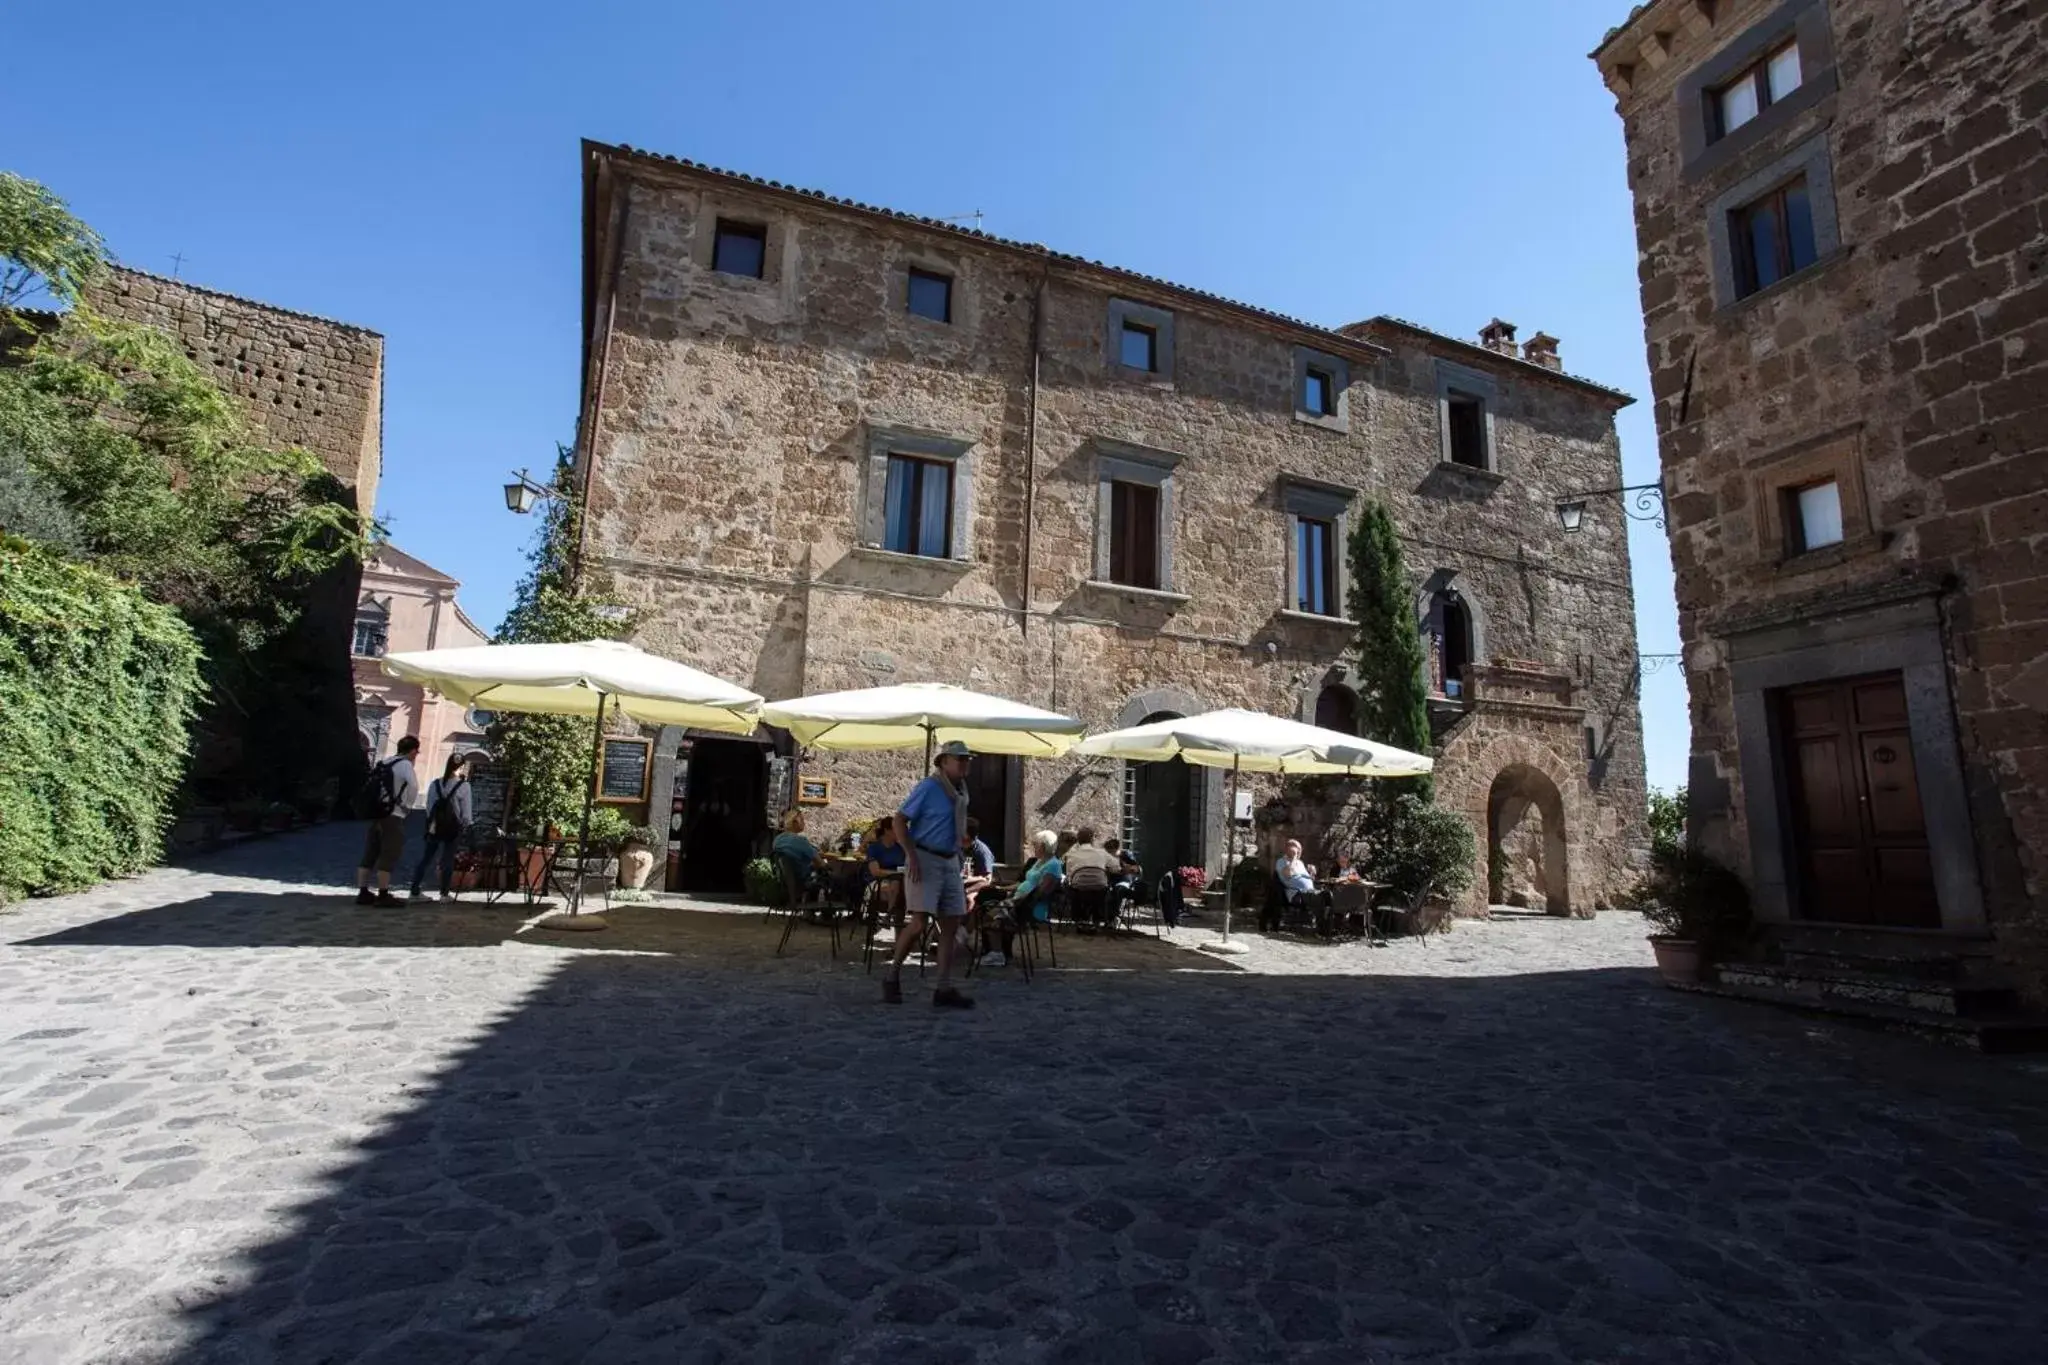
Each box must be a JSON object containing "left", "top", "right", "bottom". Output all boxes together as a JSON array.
[
  {"left": 906, "top": 846, "right": 967, "bottom": 919},
  {"left": 359, "top": 815, "right": 405, "bottom": 873}
]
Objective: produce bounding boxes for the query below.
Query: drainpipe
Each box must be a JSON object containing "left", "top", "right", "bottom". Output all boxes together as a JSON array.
[
  {"left": 574, "top": 181, "right": 632, "bottom": 582},
  {"left": 1022, "top": 257, "right": 1051, "bottom": 640}
]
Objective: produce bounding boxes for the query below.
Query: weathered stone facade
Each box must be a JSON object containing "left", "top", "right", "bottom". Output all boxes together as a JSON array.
[
  {"left": 1595, "top": 1, "right": 2048, "bottom": 995},
  {"left": 578, "top": 142, "right": 1648, "bottom": 910},
  {"left": 83, "top": 266, "right": 385, "bottom": 804}
]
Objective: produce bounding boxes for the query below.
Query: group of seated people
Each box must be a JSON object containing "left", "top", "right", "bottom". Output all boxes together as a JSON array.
[{"left": 1261, "top": 838, "right": 1367, "bottom": 934}]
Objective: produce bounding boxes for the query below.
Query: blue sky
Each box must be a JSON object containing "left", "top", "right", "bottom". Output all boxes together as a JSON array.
[{"left": 12, "top": 0, "right": 1686, "bottom": 793}]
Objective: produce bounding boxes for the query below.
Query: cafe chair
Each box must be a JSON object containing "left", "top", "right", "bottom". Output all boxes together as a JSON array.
[{"left": 774, "top": 859, "right": 842, "bottom": 959}]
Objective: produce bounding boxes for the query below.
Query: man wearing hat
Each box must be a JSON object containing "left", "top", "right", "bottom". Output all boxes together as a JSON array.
[{"left": 885, "top": 741, "right": 974, "bottom": 1007}]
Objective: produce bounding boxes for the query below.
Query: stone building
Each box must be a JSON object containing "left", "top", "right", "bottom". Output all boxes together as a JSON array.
[
  {"left": 574, "top": 141, "right": 1649, "bottom": 908},
  {"left": 83, "top": 266, "right": 385, "bottom": 804},
  {"left": 350, "top": 542, "right": 491, "bottom": 798},
  {"left": 1594, "top": 0, "right": 2048, "bottom": 1006}
]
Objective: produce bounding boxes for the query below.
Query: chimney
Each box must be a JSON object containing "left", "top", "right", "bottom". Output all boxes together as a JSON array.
[
  {"left": 1522, "top": 331, "right": 1562, "bottom": 370},
  {"left": 1477, "top": 318, "right": 1518, "bottom": 357}
]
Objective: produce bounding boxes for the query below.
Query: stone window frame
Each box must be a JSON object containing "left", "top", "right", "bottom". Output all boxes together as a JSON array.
[
  {"left": 857, "top": 424, "right": 977, "bottom": 566},
  {"left": 1724, "top": 587, "right": 1985, "bottom": 932},
  {"left": 1706, "top": 134, "right": 1842, "bottom": 309},
  {"left": 1089, "top": 438, "right": 1186, "bottom": 599},
  {"left": 1434, "top": 360, "right": 1502, "bottom": 477},
  {"left": 1292, "top": 346, "right": 1351, "bottom": 433},
  {"left": 691, "top": 201, "right": 788, "bottom": 285},
  {"left": 352, "top": 596, "right": 390, "bottom": 659},
  {"left": 1678, "top": 0, "right": 1839, "bottom": 182},
  {"left": 1749, "top": 428, "right": 1875, "bottom": 570},
  {"left": 1414, "top": 569, "right": 1492, "bottom": 697},
  {"left": 1279, "top": 476, "right": 1358, "bottom": 623},
  {"left": 1105, "top": 297, "right": 1176, "bottom": 386},
  {"left": 905, "top": 265, "right": 954, "bottom": 325}
]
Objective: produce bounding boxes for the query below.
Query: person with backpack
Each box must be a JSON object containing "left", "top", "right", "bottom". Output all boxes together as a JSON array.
[
  {"left": 408, "top": 754, "right": 472, "bottom": 902},
  {"left": 354, "top": 736, "right": 419, "bottom": 906}
]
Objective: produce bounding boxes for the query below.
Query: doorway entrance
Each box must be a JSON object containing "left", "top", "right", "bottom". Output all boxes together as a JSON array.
[
  {"left": 681, "top": 738, "right": 766, "bottom": 894},
  {"left": 1778, "top": 672, "right": 1938, "bottom": 927},
  {"left": 1486, "top": 763, "right": 1568, "bottom": 914},
  {"left": 1123, "top": 712, "right": 1202, "bottom": 876},
  {"left": 964, "top": 755, "right": 1017, "bottom": 865}
]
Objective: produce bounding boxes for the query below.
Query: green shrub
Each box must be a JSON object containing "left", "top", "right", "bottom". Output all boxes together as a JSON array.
[
  {"left": 1624, "top": 844, "right": 1750, "bottom": 953},
  {"left": 578, "top": 806, "right": 633, "bottom": 853},
  {"left": 1, "top": 537, "right": 201, "bottom": 899},
  {"left": 742, "top": 856, "right": 783, "bottom": 906},
  {"left": 1363, "top": 793, "right": 1477, "bottom": 905},
  {"left": 1647, "top": 786, "right": 1688, "bottom": 855}
]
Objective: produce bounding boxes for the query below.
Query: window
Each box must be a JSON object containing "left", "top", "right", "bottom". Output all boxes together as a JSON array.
[
  {"left": 1439, "top": 595, "right": 1472, "bottom": 696},
  {"left": 1446, "top": 393, "right": 1488, "bottom": 468},
  {"left": 1295, "top": 518, "right": 1337, "bottom": 616},
  {"left": 1120, "top": 321, "right": 1157, "bottom": 373},
  {"left": 352, "top": 613, "right": 388, "bottom": 658},
  {"left": 907, "top": 268, "right": 952, "bottom": 323},
  {"left": 1108, "top": 480, "right": 1161, "bottom": 589},
  {"left": 1314, "top": 684, "right": 1358, "bottom": 736},
  {"left": 1732, "top": 176, "right": 1818, "bottom": 297},
  {"left": 711, "top": 219, "right": 767, "bottom": 278},
  {"left": 883, "top": 454, "right": 954, "bottom": 558},
  {"left": 1786, "top": 480, "right": 1844, "bottom": 554},
  {"left": 1303, "top": 367, "right": 1334, "bottom": 417},
  {"left": 1713, "top": 40, "right": 1801, "bottom": 139}
]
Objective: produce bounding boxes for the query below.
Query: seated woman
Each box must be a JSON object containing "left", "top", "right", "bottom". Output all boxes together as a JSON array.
[
  {"left": 983, "top": 829, "right": 1062, "bottom": 967},
  {"left": 862, "top": 816, "right": 907, "bottom": 921},
  {"left": 1104, "top": 836, "right": 1142, "bottom": 924},
  {"left": 1330, "top": 851, "right": 1363, "bottom": 883},
  {"left": 771, "top": 810, "right": 827, "bottom": 891}
]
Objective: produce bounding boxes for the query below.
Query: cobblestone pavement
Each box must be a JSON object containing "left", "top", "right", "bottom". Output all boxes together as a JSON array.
[{"left": 2, "top": 824, "right": 2045, "bottom": 1365}]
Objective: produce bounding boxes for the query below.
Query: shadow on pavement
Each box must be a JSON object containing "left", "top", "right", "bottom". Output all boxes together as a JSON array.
[
  {"left": 164, "top": 955, "right": 2048, "bottom": 1364},
  {"left": 20, "top": 892, "right": 536, "bottom": 951}
]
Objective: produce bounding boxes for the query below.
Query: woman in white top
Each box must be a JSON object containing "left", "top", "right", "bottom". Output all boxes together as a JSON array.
[{"left": 408, "top": 755, "right": 473, "bottom": 901}]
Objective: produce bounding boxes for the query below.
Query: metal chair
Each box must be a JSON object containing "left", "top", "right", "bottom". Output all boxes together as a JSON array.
[
  {"left": 1328, "top": 881, "right": 1372, "bottom": 940},
  {"left": 1373, "top": 883, "right": 1443, "bottom": 946},
  {"left": 774, "top": 860, "right": 841, "bottom": 958}
]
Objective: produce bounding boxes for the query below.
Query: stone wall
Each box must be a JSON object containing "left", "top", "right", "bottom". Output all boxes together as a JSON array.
[
  {"left": 1595, "top": 0, "right": 2048, "bottom": 991},
  {"left": 582, "top": 147, "right": 1650, "bottom": 909}
]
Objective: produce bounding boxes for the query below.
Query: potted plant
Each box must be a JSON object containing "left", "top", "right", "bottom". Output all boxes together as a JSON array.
[
  {"left": 1360, "top": 793, "right": 1477, "bottom": 933},
  {"left": 1625, "top": 844, "right": 1750, "bottom": 984},
  {"left": 618, "top": 824, "right": 660, "bottom": 890},
  {"left": 578, "top": 807, "right": 632, "bottom": 879},
  {"left": 743, "top": 856, "right": 783, "bottom": 906}
]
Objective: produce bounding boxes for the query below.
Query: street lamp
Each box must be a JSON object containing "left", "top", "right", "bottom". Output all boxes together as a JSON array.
[
  {"left": 1555, "top": 483, "right": 1666, "bottom": 532},
  {"left": 503, "top": 469, "right": 555, "bottom": 515}
]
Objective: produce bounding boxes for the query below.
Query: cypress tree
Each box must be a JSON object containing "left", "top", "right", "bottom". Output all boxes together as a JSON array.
[{"left": 1347, "top": 498, "right": 1434, "bottom": 802}]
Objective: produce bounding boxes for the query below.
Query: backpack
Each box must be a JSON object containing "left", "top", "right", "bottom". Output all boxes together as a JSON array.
[
  {"left": 353, "top": 759, "right": 399, "bottom": 820},
  {"left": 428, "top": 779, "right": 467, "bottom": 840}
]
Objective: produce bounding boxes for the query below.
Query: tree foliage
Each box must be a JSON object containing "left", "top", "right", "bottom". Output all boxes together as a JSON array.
[
  {"left": 1361, "top": 792, "right": 1476, "bottom": 906},
  {"left": 493, "top": 449, "right": 638, "bottom": 834},
  {"left": 1347, "top": 498, "right": 1433, "bottom": 766},
  {"left": 0, "top": 171, "right": 104, "bottom": 313},
  {"left": 1647, "top": 785, "right": 1688, "bottom": 855},
  {"left": 1, "top": 537, "right": 201, "bottom": 899}
]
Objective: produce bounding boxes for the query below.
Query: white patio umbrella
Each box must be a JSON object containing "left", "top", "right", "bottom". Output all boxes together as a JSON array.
[
  {"left": 382, "top": 640, "right": 762, "bottom": 920},
  {"left": 1074, "top": 709, "right": 1433, "bottom": 951},
  {"left": 759, "top": 682, "right": 1086, "bottom": 759}
]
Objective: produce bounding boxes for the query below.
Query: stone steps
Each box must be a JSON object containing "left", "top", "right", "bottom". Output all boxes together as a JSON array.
[
  {"left": 1682, "top": 968, "right": 2048, "bottom": 1053},
  {"left": 1713, "top": 960, "right": 2017, "bottom": 1017}
]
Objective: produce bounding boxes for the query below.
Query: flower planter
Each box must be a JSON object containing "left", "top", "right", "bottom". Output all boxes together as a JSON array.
[
  {"left": 1202, "top": 888, "right": 1229, "bottom": 918},
  {"left": 1649, "top": 935, "right": 1704, "bottom": 985},
  {"left": 618, "top": 843, "right": 656, "bottom": 890}
]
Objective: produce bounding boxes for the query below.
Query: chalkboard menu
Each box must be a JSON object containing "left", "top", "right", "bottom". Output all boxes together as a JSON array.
[
  {"left": 596, "top": 737, "right": 652, "bottom": 803},
  {"left": 469, "top": 765, "right": 512, "bottom": 835}
]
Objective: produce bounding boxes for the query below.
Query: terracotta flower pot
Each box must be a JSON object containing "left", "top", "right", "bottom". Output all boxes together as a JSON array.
[
  {"left": 618, "top": 844, "right": 656, "bottom": 890},
  {"left": 1650, "top": 935, "right": 1704, "bottom": 985}
]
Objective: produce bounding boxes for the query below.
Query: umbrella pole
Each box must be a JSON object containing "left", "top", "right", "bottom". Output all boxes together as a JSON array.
[
  {"left": 572, "top": 691, "right": 607, "bottom": 916},
  {"left": 1221, "top": 753, "right": 1241, "bottom": 944}
]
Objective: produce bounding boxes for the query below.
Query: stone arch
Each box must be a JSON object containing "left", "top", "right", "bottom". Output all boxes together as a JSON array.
[
  {"left": 1296, "top": 665, "right": 1363, "bottom": 728},
  {"left": 1454, "top": 731, "right": 1587, "bottom": 917},
  {"left": 1109, "top": 685, "right": 1222, "bottom": 873},
  {"left": 1487, "top": 764, "right": 1569, "bottom": 916},
  {"left": 1113, "top": 685, "right": 1205, "bottom": 731}
]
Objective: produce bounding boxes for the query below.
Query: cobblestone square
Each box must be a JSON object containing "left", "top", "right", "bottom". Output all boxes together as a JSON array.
[{"left": 2, "top": 824, "right": 2044, "bottom": 1364}]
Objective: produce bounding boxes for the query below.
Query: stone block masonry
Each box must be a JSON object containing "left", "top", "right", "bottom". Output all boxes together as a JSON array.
[
  {"left": 579, "top": 142, "right": 1649, "bottom": 913},
  {"left": 1595, "top": 0, "right": 2048, "bottom": 999}
]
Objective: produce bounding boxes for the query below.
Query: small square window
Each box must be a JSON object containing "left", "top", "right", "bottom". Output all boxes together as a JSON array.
[
  {"left": 1446, "top": 392, "right": 1488, "bottom": 468},
  {"left": 1732, "top": 175, "right": 1818, "bottom": 298},
  {"left": 1711, "top": 39, "right": 1801, "bottom": 142},
  {"left": 883, "top": 454, "right": 954, "bottom": 558},
  {"left": 1788, "top": 480, "right": 1844, "bottom": 553},
  {"left": 712, "top": 219, "right": 767, "bottom": 278},
  {"left": 1120, "top": 321, "right": 1157, "bottom": 373},
  {"left": 1108, "top": 480, "right": 1161, "bottom": 589},
  {"left": 1303, "top": 368, "right": 1334, "bottom": 417},
  {"left": 907, "top": 268, "right": 952, "bottom": 323}
]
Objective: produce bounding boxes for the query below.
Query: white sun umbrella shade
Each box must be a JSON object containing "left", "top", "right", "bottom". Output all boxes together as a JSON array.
[
  {"left": 381, "top": 640, "right": 762, "bottom": 735},
  {"left": 1074, "top": 708, "right": 1433, "bottom": 777},
  {"left": 759, "top": 681, "right": 1086, "bottom": 757}
]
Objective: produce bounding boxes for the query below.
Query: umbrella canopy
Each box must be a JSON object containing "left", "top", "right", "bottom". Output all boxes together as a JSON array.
[
  {"left": 1074, "top": 708, "right": 1433, "bottom": 776},
  {"left": 760, "top": 682, "right": 1085, "bottom": 757},
  {"left": 381, "top": 640, "right": 761, "bottom": 735}
]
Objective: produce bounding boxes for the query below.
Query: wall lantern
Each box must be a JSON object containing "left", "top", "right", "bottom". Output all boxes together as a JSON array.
[
  {"left": 503, "top": 469, "right": 555, "bottom": 515},
  {"left": 1554, "top": 483, "right": 1667, "bottom": 532}
]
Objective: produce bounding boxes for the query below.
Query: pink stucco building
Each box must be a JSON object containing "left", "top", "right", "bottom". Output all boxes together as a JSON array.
[{"left": 350, "top": 543, "right": 490, "bottom": 803}]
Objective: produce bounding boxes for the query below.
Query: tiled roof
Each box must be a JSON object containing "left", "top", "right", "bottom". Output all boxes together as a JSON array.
[
  {"left": 596, "top": 142, "right": 1390, "bottom": 359},
  {"left": 1359, "top": 316, "right": 1635, "bottom": 406},
  {"left": 103, "top": 264, "right": 382, "bottom": 338}
]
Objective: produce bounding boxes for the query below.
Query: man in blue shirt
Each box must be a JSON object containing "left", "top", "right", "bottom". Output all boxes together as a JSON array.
[{"left": 885, "top": 741, "right": 973, "bottom": 1007}]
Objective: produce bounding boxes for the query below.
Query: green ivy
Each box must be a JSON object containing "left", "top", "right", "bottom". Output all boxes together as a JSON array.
[{"left": 0, "top": 537, "right": 201, "bottom": 899}]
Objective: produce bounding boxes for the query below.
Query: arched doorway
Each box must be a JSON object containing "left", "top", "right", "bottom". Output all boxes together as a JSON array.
[
  {"left": 1124, "top": 711, "right": 1202, "bottom": 876},
  {"left": 1314, "top": 683, "right": 1358, "bottom": 735},
  {"left": 1487, "top": 764, "right": 1569, "bottom": 914}
]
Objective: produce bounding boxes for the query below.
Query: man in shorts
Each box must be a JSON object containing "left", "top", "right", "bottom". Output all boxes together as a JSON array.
[
  {"left": 356, "top": 736, "right": 419, "bottom": 906},
  {"left": 885, "top": 741, "right": 974, "bottom": 1008}
]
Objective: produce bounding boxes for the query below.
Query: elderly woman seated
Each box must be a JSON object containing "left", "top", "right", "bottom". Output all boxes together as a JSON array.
[
  {"left": 981, "top": 829, "right": 1062, "bottom": 968},
  {"left": 771, "top": 810, "right": 828, "bottom": 891}
]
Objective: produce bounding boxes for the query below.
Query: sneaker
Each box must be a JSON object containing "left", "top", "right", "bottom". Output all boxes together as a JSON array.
[
  {"left": 978, "top": 951, "right": 1007, "bottom": 968},
  {"left": 881, "top": 977, "right": 903, "bottom": 1005},
  {"left": 355, "top": 888, "right": 375, "bottom": 906},
  {"left": 438, "top": 893, "right": 455, "bottom": 903},
  {"left": 932, "top": 987, "right": 975, "bottom": 1009},
  {"left": 407, "top": 890, "right": 429, "bottom": 901},
  {"left": 374, "top": 891, "right": 401, "bottom": 907}
]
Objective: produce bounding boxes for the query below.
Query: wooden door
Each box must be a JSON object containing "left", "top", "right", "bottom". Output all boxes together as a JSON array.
[{"left": 1778, "top": 674, "right": 1938, "bottom": 928}]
